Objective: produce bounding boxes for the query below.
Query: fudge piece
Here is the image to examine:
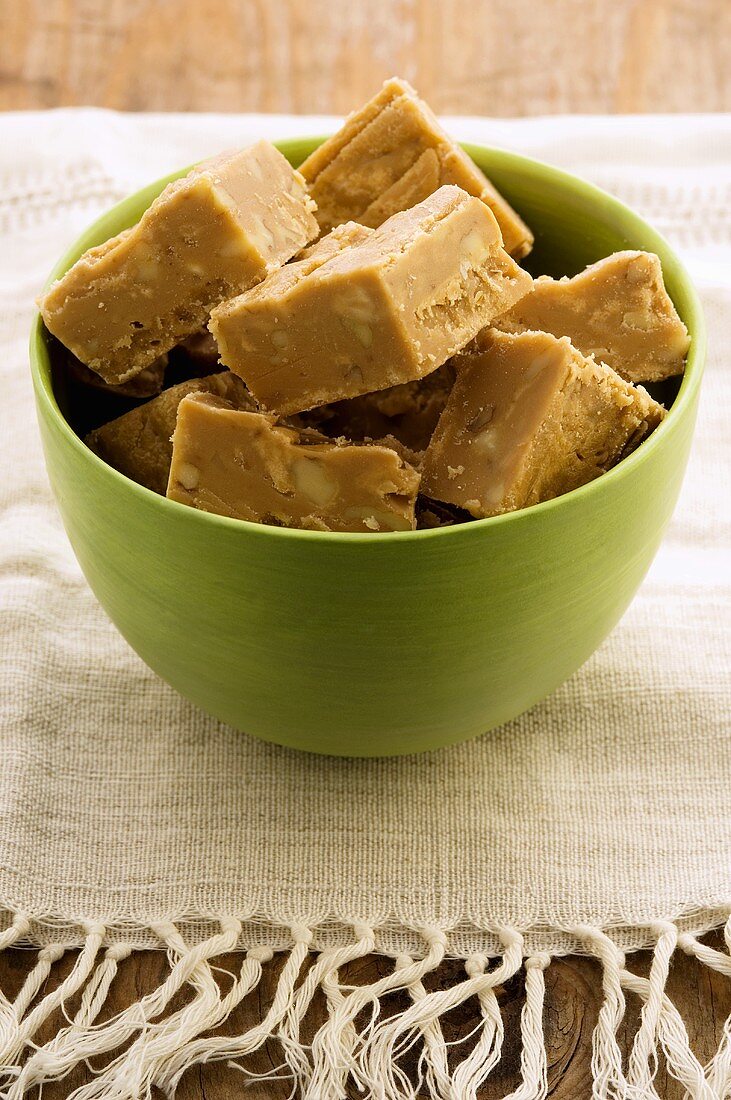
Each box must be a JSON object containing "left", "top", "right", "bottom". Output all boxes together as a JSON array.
[
  {"left": 298, "top": 77, "right": 533, "bottom": 258},
  {"left": 306, "top": 364, "right": 455, "bottom": 451},
  {"left": 494, "top": 251, "right": 690, "bottom": 383},
  {"left": 65, "top": 351, "right": 167, "bottom": 397},
  {"left": 210, "top": 186, "right": 533, "bottom": 416},
  {"left": 39, "top": 142, "right": 318, "bottom": 384},
  {"left": 85, "top": 372, "right": 253, "bottom": 494},
  {"left": 167, "top": 394, "right": 420, "bottom": 533},
  {"left": 422, "top": 330, "right": 665, "bottom": 518}
]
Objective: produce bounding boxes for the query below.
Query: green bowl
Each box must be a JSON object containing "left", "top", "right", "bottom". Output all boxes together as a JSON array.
[{"left": 30, "top": 139, "right": 705, "bottom": 756}]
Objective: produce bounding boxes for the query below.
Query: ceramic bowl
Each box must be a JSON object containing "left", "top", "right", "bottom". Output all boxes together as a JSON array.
[{"left": 30, "top": 139, "right": 705, "bottom": 756}]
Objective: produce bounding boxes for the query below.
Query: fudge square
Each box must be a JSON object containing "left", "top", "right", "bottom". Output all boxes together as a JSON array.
[
  {"left": 210, "top": 186, "right": 533, "bottom": 416},
  {"left": 298, "top": 77, "right": 533, "bottom": 259},
  {"left": 422, "top": 330, "right": 665, "bottom": 518},
  {"left": 167, "top": 394, "right": 421, "bottom": 533},
  {"left": 85, "top": 372, "right": 253, "bottom": 495},
  {"left": 39, "top": 142, "right": 318, "bottom": 385},
  {"left": 495, "top": 250, "right": 690, "bottom": 384}
]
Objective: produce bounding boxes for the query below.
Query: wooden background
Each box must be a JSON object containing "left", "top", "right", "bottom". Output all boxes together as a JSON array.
[
  {"left": 2, "top": 0, "right": 730, "bottom": 1096},
  {"left": 1, "top": 0, "right": 730, "bottom": 115}
]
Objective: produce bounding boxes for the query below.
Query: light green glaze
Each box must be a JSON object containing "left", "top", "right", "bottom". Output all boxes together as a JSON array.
[{"left": 30, "top": 140, "right": 705, "bottom": 756}]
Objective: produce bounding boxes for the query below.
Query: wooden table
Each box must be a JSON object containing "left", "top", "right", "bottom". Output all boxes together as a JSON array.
[
  {"left": 2, "top": 0, "right": 730, "bottom": 115},
  {"left": 2, "top": 1, "right": 730, "bottom": 1095},
  {"left": 1, "top": 931, "right": 729, "bottom": 1097}
]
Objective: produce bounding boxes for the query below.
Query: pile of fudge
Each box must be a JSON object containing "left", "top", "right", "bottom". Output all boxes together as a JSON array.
[{"left": 40, "top": 79, "right": 689, "bottom": 534}]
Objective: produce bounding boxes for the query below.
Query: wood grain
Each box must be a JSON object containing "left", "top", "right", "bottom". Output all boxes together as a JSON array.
[
  {"left": 0, "top": 0, "right": 729, "bottom": 115},
  {"left": 1, "top": 931, "right": 730, "bottom": 1097}
]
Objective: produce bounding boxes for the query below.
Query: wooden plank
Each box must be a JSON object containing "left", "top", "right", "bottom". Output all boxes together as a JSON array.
[
  {"left": 0, "top": 0, "right": 729, "bottom": 114},
  {"left": 1, "top": 931, "right": 729, "bottom": 1097}
]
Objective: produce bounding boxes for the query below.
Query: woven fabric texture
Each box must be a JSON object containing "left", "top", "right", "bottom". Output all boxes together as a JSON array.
[{"left": 1, "top": 111, "right": 729, "bottom": 957}]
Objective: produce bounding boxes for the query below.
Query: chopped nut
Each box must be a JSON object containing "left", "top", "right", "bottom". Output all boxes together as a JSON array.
[
  {"left": 622, "top": 309, "right": 653, "bottom": 331},
  {"left": 177, "top": 462, "right": 200, "bottom": 490},
  {"left": 461, "top": 228, "right": 491, "bottom": 266},
  {"left": 340, "top": 504, "right": 413, "bottom": 532},
  {"left": 270, "top": 329, "right": 289, "bottom": 349},
  {"left": 349, "top": 321, "right": 373, "bottom": 348},
  {"left": 293, "top": 457, "right": 338, "bottom": 506}
]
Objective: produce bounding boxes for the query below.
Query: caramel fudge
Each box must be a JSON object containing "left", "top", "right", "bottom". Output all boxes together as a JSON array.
[
  {"left": 494, "top": 251, "right": 690, "bottom": 383},
  {"left": 210, "top": 186, "right": 532, "bottom": 416},
  {"left": 86, "top": 372, "right": 252, "bottom": 494},
  {"left": 422, "top": 330, "right": 665, "bottom": 518},
  {"left": 49, "top": 95, "right": 686, "bottom": 533},
  {"left": 40, "top": 142, "right": 318, "bottom": 385},
  {"left": 298, "top": 78, "right": 533, "bottom": 258},
  {"left": 167, "top": 394, "right": 420, "bottom": 532}
]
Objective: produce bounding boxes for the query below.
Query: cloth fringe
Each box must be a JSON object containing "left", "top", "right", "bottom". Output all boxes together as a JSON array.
[{"left": 0, "top": 915, "right": 730, "bottom": 1099}]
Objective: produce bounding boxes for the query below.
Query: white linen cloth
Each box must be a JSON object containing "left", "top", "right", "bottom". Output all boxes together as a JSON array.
[{"left": 0, "top": 110, "right": 729, "bottom": 955}]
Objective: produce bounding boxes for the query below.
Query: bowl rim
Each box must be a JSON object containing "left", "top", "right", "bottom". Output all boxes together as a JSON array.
[{"left": 30, "top": 137, "right": 706, "bottom": 543}]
